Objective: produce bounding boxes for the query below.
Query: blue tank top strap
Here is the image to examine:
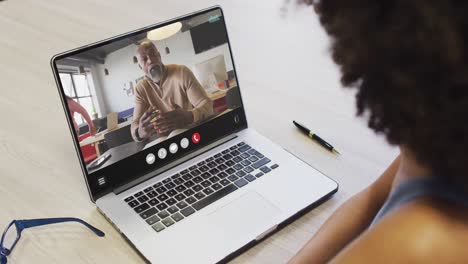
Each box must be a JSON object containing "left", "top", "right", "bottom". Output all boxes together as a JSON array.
[{"left": 371, "top": 176, "right": 468, "bottom": 226}]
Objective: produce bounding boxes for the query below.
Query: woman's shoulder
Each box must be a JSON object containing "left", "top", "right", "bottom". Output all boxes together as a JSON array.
[{"left": 331, "top": 198, "right": 468, "bottom": 263}]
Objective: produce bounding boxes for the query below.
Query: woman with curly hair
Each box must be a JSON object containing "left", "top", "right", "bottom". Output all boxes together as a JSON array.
[{"left": 289, "top": 1, "right": 468, "bottom": 263}]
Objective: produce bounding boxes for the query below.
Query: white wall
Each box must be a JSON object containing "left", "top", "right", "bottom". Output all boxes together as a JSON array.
[{"left": 93, "top": 30, "right": 234, "bottom": 115}]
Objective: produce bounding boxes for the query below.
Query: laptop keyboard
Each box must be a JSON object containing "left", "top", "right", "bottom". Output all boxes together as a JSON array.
[{"left": 123, "top": 142, "right": 279, "bottom": 233}]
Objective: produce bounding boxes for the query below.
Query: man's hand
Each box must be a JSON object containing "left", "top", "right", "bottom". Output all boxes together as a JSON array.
[
  {"left": 154, "top": 102, "right": 193, "bottom": 135},
  {"left": 137, "top": 107, "right": 157, "bottom": 140}
]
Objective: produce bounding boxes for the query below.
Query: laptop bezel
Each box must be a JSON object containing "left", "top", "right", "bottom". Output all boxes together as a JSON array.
[{"left": 50, "top": 6, "right": 249, "bottom": 201}]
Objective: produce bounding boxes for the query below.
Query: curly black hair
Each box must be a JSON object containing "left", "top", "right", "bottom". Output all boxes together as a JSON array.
[{"left": 309, "top": 0, "right": 468, "bottom": 188}]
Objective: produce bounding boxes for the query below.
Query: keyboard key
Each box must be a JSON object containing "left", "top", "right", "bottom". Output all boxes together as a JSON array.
[
  {"left": 194, "top": 192, "right": 206, "bottom": 200},
  {"left": 240, "top": 153, "right": 250, "bottom": 159},
  {"left": 247, "top": 149, "right": 257, "bottom": 155},
  {"left": 182, "top": 174, "right": 193, "bottom": 181},
  {"left": 193, "top": 176, "right": 203, "bottom": 183},
  {"left": 192, "top": 185, "right": 203, "bottom": 192},
  {"left": 140, "top": 207, "right": 158, "bottom": 219},
  {"left": 206, "top": 157, "right": 214, "bottom": 162},
  {"left": 232, "top": 156, "right": 242, "bottom": 162},
  {"left": 199, "top": 165, "right": 209, "bottom": 172},
  {"left": 174, "top": 178, "right": 184, "bottom": 185},
  {"left": 190, "top": 169, "right": 201, "bottom": 176},
  {"left": 180, "top": 169, "right": 189, "bottom": 174},
  {"left": 238, "top": 144, "right": 251, "bottom": 152},
  {"left": 128, "top": 200, "right": 139, "bottom": 208},
  {"left": 152, "top": 222, "right": 165, "bottom": 232},
  {"left": 147, "top": 190, "right": 158, "bottom": 198},
  {"left": 244, "top": 166, "right": 254, "bottom": 173},
  {"left": 220, "top": 179, "right": 230, "bottom": 186},
  {"left": 254, "top": 152, "right": 265, "bottom": 158},
  {"left": 215, "top": 158, "right": 225, "bottom": 164},
  {"left": 171, "top": 173, "right": 181, "bottom": 180},
  {"left": 157, "top": 194, "right": 168, "bottom": 201},
  {"left": 189, "top": 165, "right": 198, "bottom": 171},
  {"left": 222, "top": 154, "right": 233, "bottom": 160},
  {"left": 225, "top": 160, "right": 235, "bottom": 167},
  {"left": 245, "top": 174, "right": 256, "bottom": 182},
  {"left": 233, "top": 164, "right": 243, "bottom": 171},
  {"left": 167, "top": 189, "right": 177, "bottom": 197},
  {"left": 146, "top": 215, "right": 160, "bottom": 225},
  {"left": 155, "top": 186, "right": 167, "bottom": 194},
  {"left": 144, "top": 186, "right": 153, "bottom": 193},
  {"left": 157, "top": 210, "right": 170, "bottom": 219},
  {"left": 162, "top": 178, "right": 171, "bottom": 184},
  {"left": 229, "top": 145, "right": 237, "bottom": 150},
  {"left": 180, "top": 206, "right": 196, "bottom": 217},
  {"left": 252, "top": 158, "right": 271, "bottom": 169},
  {"left": 156, "top": 203, "right": 168, "bottom": 211},
  {"left": 271, "top": 164, "right": 279, "bottom": 169},
  {"left": 227, "top": 175, "right": 239, "bottom": 182},
  {"left": 148, "top": 198, "right": 159, "bottom": 206},
  {"left": 212, "top": 183, "right": 223, "bottom": 191},
  {"left": 153, "top": 182, "right": 163, "bottom": 188},
  {"left": 201, "top": 172, "right": 211, "bottom": 179},
  {"left": 171, "top": 212, "right": 184, "bottom": 222},
  {"left": 175, "top": 185, "right": 187, "bottom": 192},
  {"left": 222, "top": 149, "right": 230, "bottom": 154},
  {"left": 164, "top": 182, "right": 176, "bottom": 189},
  {"left": 137, "top": 195, "right": 149, "bottom": 203},
  {"left": 134, "top": 203, "right": 150, "bottom": 213},
  {"left": 209, "top": 176, "right": 220, "bottom": 183},
  {"left": 176, "top": 201, "right": 188, "bottom": 209},
  {"left": 234, "top": 178, "right": 248, "bottom": 188},
  {"left": 134, "top": 191, "right": 144, "bottom": 197},
  {"left": 183, "top": 189, "right": 195, "bottom": 197},
  {"left": 226, "top": 168, "right": 236, "bottom": 175},
  {"left": 236, "top": 171, "right": 247, "bottom": 177},
  {"left": 197, "top": 161, "right": 206, "bottom": 166},
  {"left": 260, "top": 166, "right": 272, "bottom": 174},
  {"left": 218, "top": 172, "right": 228, "bottom": 178},
  {"left": 167, "top": 206, "right": 179, "bottom": 214},
  {"left": 186, "top": 196, "right": 197, "bottom": 204},
  {"left": 124, "top": 196, "right": 134, "bottom": 202},
  {"left": 255, "top": 172, "right": 264, "bottom": 178},
  {"left": 241, "top": 160, "right": 251, "bottom": 166},
  {"left": 166, "top": 198, "right": 177, "bottom": 206},
  {"left": 217, "top": 164, "right": 228, "bottom": 171},
  {"left": 192, "top": 184, "right": 238, "bottom": 210},
  {"left": 162, "top": 217, "right": 175, "bottom": 227},
  {"left": 184, "top": 180, "right": 195, "bottom": 188},
  {"left": 209, "top": 168, "right": 220, "bottom": 175},
  {"left": 175, "top": 193, "right": 187, "bottom": 201},
  {"left": 201, "top": 180, "right": 212, "bottom": 187},
  {"left": 214, "top": 153, "right": 222, "bottom": 158},
  {"left": 248, "top": 156, "right": 259, "bottom": 162},
  {"left": 231, "top": 150, "right": 241, "bottom": 156},
  {"left": 237, "top": 142, "right": 245, "bottom": 146},
  {"left": 207, "top": 162, "right": 217, "bottom": 168},
  {"left": 203, "top": 187, "right": 214, "bottom": 195}
]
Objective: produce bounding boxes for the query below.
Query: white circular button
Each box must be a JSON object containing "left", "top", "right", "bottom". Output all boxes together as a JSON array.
[
  {"left": 146, "top": 153, "right": 156, "bottom": 164},
  {"left": 158, "top": 148, "right": 167, "bottom": 159},
  {"left": 169, "top": 143, "right": 178, "bottom": 154},
  {"left": 180, "top": 138, "right": 189, "bottom": 149}
]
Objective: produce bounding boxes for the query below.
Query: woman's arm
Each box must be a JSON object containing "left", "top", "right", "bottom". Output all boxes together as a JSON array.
[{"left": 288, "top": 156, "right": 400, "bottom": 264}]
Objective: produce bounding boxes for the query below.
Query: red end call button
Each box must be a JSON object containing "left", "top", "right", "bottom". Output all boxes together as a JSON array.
[{"left": 192, "top": 132, "right": 200, "bottom": 144}]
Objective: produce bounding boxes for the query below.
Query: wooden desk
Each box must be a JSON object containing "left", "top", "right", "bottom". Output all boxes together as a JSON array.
[{"left": 0, "top": 1, "right": 398, "bottom": 263}]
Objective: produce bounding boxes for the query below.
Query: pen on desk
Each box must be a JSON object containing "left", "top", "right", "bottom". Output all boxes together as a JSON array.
[{"left": 293, "top": 120, "right": 341, "bottom": 155}]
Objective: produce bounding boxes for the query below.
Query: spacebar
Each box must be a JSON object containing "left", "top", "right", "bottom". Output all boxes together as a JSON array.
[{"left": 192, "top": 184, "right": 238, "bottom": 211}]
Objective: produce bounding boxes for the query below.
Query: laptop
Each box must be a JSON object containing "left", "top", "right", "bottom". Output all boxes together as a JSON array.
[{"left": 50, "top": 6, "right": 338, "bottom": 263}]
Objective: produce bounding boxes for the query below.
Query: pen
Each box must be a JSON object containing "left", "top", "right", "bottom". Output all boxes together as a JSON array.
[{"left": 293, "top": 120, "right": 341, "bottom": 155}]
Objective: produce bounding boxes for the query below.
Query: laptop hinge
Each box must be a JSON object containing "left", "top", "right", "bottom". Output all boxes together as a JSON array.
[{"left": 113, "top": 134, "right": 238, "bottom": 194}]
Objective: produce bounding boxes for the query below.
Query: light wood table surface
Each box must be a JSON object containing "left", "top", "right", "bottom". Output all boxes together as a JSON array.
[{"left": 0, "top": 0, "right": 398, "bottom": 263}]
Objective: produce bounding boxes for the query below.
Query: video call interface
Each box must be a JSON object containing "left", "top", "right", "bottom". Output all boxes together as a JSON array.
[{"left": 55, "top": 10, "right": 241, "bottom": 174}]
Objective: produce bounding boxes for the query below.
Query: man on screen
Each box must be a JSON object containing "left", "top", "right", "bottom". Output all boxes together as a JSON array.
[{"left": 131, "top": 40, "right": 213, "bottom": 142}]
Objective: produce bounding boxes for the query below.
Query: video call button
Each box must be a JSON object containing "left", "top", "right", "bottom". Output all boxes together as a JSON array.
[
  {"left": 192, "top": 132, "right": 201, "bottom": 144},
  {"left": 158, "top": 148, "right": 167, "bottom": 159},
  {"left": 169, "top": 143, "right": 178, "bottom": 154},
  {"left": 146, "top": 153, "right": 156, "bottom": 165},
  {"left": 180, "top": 138, "right": 189, "bottom": 149}
]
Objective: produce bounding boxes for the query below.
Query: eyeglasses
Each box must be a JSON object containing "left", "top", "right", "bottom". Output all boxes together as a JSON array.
[{"left": 0, "top": 217, "right": 105, "bottom": 264}]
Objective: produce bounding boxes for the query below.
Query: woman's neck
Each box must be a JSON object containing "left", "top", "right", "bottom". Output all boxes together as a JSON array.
[{"left": 391, "top": 146, "right": 432, "bottom": 192}]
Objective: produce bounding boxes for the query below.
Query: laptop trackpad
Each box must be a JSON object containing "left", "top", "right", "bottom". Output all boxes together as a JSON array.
[{"left": 207, "top": 191, "right": 282, "bottom": 241}]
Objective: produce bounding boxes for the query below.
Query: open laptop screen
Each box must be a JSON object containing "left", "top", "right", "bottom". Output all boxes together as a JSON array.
[{"left": 51, "top": 7, "right": 246, "bottom": 199}]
